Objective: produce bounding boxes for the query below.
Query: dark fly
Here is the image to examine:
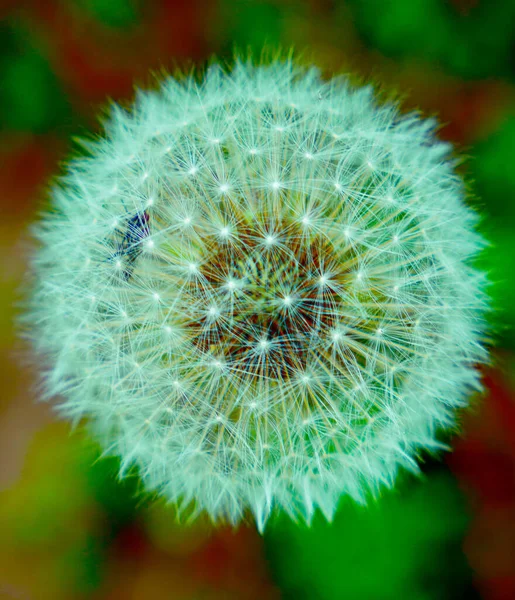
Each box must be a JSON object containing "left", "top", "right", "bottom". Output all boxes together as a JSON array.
[{"left": 116, "top": 210, "right": 150, "bottom": 280}]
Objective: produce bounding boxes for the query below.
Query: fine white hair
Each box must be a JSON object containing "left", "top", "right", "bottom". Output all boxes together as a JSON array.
[{"left": 25, "top": 58, "right": 489, "bottom": 531}]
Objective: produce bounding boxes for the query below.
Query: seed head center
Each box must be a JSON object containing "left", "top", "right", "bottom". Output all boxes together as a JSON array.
[{"left": 189, "top": 217, "right": 342, "bottom": 380}]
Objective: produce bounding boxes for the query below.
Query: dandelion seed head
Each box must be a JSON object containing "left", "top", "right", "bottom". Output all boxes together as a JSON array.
[{"left": 24, "top": 57, "right": 489, "bottom": 532}]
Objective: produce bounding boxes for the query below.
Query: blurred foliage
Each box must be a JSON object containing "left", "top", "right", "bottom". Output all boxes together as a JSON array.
[
  {"left": 469, "top": 113, "right": 515, "bottom": 348},
  {"left": 447, "top": 363, "right": 515, "bottom": 599},
  {"left": 265, "top": 471, "right": 475, "bottom": 600},
  {"left": 478, "top": 225, "right": 515, "bottom": 348},
  {"left": 0, "top": 423, "right": 278, "bottom": 599},
  {"left": 0, "top": 22, "right": 70, "bottom": 133},
  {"left": 347, "top": 0, "right": 515, "bottom": 80},
  {"left": 218, "top": 0, "right": 286, "bottom": 53},
  {"left": 472, "top": 115, "right": 515, "bottom": 220},
  {"left": 71, "top": 0, "right": 142, "bottom": 29},
  {"left": 0, "top": 423, "right": 106, "bottom": 598}
]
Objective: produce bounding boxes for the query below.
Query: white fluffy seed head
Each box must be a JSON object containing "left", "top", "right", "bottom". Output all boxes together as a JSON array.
[{"left": 24, "top": 58, "right": 489, "bottom": 531}]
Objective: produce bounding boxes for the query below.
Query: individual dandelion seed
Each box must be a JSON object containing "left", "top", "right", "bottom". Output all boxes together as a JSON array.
[{"left": 23, "top": 56, "right": 490, "bottom": 532}]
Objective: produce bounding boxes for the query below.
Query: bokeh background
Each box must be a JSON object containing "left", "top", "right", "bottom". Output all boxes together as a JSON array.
[{"left": 1, "top": 1, "right": 515, "bottom": 598}]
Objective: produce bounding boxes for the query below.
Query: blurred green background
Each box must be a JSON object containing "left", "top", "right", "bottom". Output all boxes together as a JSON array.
[{"left": 1, "top": 1, "right": 514, "bottom": 598}]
